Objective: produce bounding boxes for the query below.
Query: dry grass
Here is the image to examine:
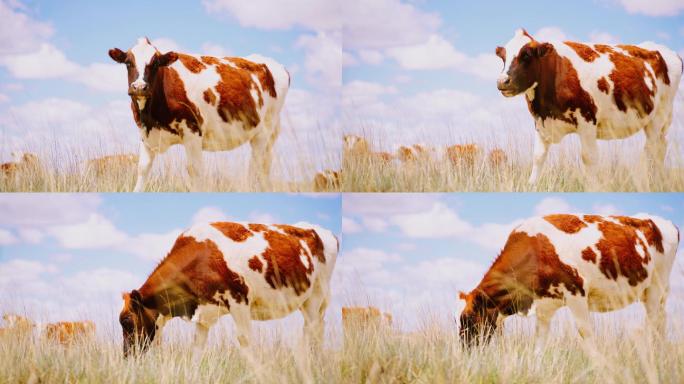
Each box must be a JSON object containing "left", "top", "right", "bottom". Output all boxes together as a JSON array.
[
  {"left": 342, "top": 134, "right": 684, "bottom": 192},
  {"left": 1, "top": 316, "right": 683, "bottom": 383}
]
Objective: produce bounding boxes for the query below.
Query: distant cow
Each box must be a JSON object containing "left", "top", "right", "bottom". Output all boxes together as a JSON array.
[
  {"left": 459, "top": 214, "right": 678, "bottom": 346},
  {"left": 85, "top": 154, "right": 138, "bottom": 176},
  {"left": 119, "top": 221, "right": 338, "bottom": 356},
  {"left": 1, "top": 152, "right": 40, "bottom": 179},
  {"left": 341, "top": 306, "right": 392, "bottom": 335},
  {"left": 446, "top": 144, "right": 482, "bottom": 167},
  {"left": 397, "top": 144, "right": 433, "bottom": 163},
  {"left": 313, "top": 169, "right": 341, "bottom": 191},
  {"left": 487, "top": 148, "right": 508, "bottom": 167},
  {"left": 44, "top": 321, "right": 96, "bottom": 344},
  {"left": 109, "top": 38, "right": 289, "bottom": 191},
  {"left": 343, "top": 135, "right": 393, "bottom": 163},
  {"left": 496, "top": 29, "right": 682, "bottom": 184},
  {"left": 2, "top": 314, "right": 35, "bottom": 333}
]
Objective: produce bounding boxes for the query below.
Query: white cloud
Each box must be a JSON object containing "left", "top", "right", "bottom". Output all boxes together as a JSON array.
[
  {"left": 593, "top": 203, "right": 621, "bottom": 216},
  {"left": 1, "top": 43, "right": 79, "bottom": 78},
  {"left": 122, "top": 229, "right": 183, "bottom": 262},
  {"left": 391, "top": 202, "right": 472, "bottom": 238},
  {"left": 296, "top": 31, "right": 342, "bottom": 89},
  {"left": 151, "top": 37, "right": 181, "bottom": 53},
  {"left": 343, "top": 0, "right": 441, "bottom": 50},
  {"left": 0, "top": 93, "right": 8, "bottom": 103},
  {"left": 202, "top": 0, "right": 340, "bottom": 31},
  {"left": 361, "top": 216, "right": 389, "bottom": 232},
  {"left": 534, "top": 26, "right": 568, "bottom": 42},
  {"left": 342, "top": 50, "right": 358, "bottom": 67},
  {"left": 342, "top": 216, "right": 362, "bottom": 234},
  {"left": 49, "top": 253, "right": 73, "bottom": 263},
  {"left": 0, "top": 228, "right": 17, "bottom": 245},
  {"left": 387, "top": 34, "right": 465, "bottom": 70},
  {"left": 0, "top": 194, "right": 102, "bottom": 227},
  {"left": 201, "top": 41, "right": 231, "bottom": 57},
  {"left": 249, "top": 211, "right": 279, "bottom": 224},
  {"left": 17, "top": 228, "right": 43, "bottom": 243},
  {"left": 357, "top": 49, "right": 384, "bottom": 65},
  {"left": 589, "top": 31, "right": 620, "bottom": 44},
  {"left": 192, "top": 206, "right": 229, "bottom": 225},
  {"left": 61, "top": 267, "right": 139, "bottom": 297},
  {"left": 533, "top": 197, "right": 573, "bottom": 216},
  {"left": 469, "top": 220, "right": 525, "bottom": 251},
  {"left": 0, "top": 0, "right": 53, "bottom": 55},
  {"left": 48, "top": 213, "right": 128, "bottom": 249},
  {"left": 395, "top": 242, "right": 416, "bottom": 252},
  {"left": 617, "top": 0, "right": 684, "bottom": 16},
  {"left": 342, "top": 193, "right": 439, "bottom": 216}
]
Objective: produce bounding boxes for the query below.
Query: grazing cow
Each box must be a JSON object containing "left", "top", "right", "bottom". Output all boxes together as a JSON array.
[
  {"left": 397, "top": 144, "right": 433, "bottom": 163},
  {"left": 344, "top": 135, "right": 371, "bottom": 156},
  {"left": 44, "top": 321, "right": 96, "bottom": 344},
  {"left": 2, "top": 314, "right": 35, "bottom": 332},
  {"left": 1, "top": 152, "right": 40, "bottom": 179},
  {"left": 341, "top": 306, "right": 392, "bottom": 334},
  {"left": 109, "top": 38, "right": 289, "bottom": 191},
  {"left": 446, "top": 144, "right": 482, "bottom": 167},
  {"left": 487, "top": 148, "right": 508, "bottom": 167},
  {"left": 313, "top": 169, "right": 341, "bottom": 191},
  {"left": 459, "top": 214, "right": 678, "bottom": 346},
  {"left": 119, "top": 221, "right": 338, "bottom": 356},
  {"left": 496, "top": 29, "right": 682, "bottom": 185},
  {"left": 85, "top": 154, "right": 138, "bottom": 176}
]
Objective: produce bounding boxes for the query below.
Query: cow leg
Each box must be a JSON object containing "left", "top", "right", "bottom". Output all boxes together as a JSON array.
[
  {"left": 183, "top": 134, "right": 204, "bottom": 192},
  {"left": 578, "top": 127, "right": 599, "bottom": 190},
  {"left": 528, "top": 130, "right": 550, "bottom": 186},
  {"left": 249, "top": 120, "right": 279, "bottom": 189},
  {"left": 230, "top": 304, "right": 252, "bottom": 348},
  {"left": 193, "top": 306, "right": 222, "bottom": 350},
  {"left": 534, "top": 300, "right": 560, "bottom": 350},
  {"left": 154, "top": 316, "right": 169, "bottom": 347},
  {"left": 566, "top": 296, "right": 593, "bottom": 340},
  {"left": 300, "top": 283, "right": 329, "bottom": 348},
  {"left": 643, "top": 284, "right": 668, "bottom": 337},
  {"left": 133, "top": 142, "right": 156, "bottom": 192}
]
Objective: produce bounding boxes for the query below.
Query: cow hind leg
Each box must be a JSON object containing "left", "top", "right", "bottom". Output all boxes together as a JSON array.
[
  {"left": 133, "top": 142, "right": 156, "bottom": 192},
  {"left": 183, "top": 134, "right": 204, "bottom": 192},
  {"left": 566, "top": 296, "right": 593, "bottom": 340},
  {"left": 638, "top": 119, "right": 668, "bottom": 190},
  {"left": 193, "top": 306, "right": 223, "bottom": 350},
  {"left": 578, "top": 127, "right": 600, "bottom": 191},
  {"left": 643, "top": 284, "right": 668, "bottom": 337},
  {"left": 300, "top": 284, "right": 329, "bottom": 348},
  {"left": 248, "top": 121, "right": 279, "bottom": 190}
]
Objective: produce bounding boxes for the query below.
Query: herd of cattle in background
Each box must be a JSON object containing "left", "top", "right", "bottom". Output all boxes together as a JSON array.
[{"left": 4, "top": 213, "right": 677, "bottom": 356}]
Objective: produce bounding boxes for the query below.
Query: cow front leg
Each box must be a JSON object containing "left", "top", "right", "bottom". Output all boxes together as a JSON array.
[
  {"left": 133, "top": 141, "right": 156, "bottom": 192},
  {"left": 249, "top": 128, "right": 278, "bottom": 190},
  {"left": 230, "top": 305, "right": 253, "bottom": 348},
  {"left": 528, "top": 130, "right": 550, "bottom": 186},
  {"left": 183, "top": 134, "right": 204, "bottom": 192},
  {"left": 566, "top": 296, "right": 593, "bottom": 340}
]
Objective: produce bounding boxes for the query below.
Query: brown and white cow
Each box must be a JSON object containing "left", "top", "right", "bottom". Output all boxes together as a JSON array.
[
  {"left": 459, "top": 214, "right": 678, "bottom": 346},
  {"left": 446, "top": 144, "right": 482, "bottom": 167},
  {"left": 313, "top": 169, "right": 341, "bottom": 191},
  {"left": 343, "top": 135, "right": 393, "bottom": 163},
  {"left": 397, "top": 144, "right": 433, "bottom": 163},
  {"left": 44, "top": 321, "right": 96, "bottom": 344},
  {"left": 341, "top": 306, "right": 392, "bottom": 335},
  {"left": 85, "top": 154, "right": 138, "bottom": 176},
  {"left": 109, "top": 38, "right": 289, "bottom": 191},
  {"left": 119, "top": 221, "right": 338, "bottom": 356},
  {"left": 496, "top": 29, "right": 682, "bottom": 185}
]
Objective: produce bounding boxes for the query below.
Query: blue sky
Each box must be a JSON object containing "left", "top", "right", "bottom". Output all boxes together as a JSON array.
[
  {"left": 0, "top": 0, "right": 341, "bottom": 175},
  {"left": 342, "top": 0, "right": 684, "bottom": 149},
  {"left": 339, "top": 193, "right": 684, "bottom": 329},
  {"left": 0, "top": 193, "right": 340, "bottom": 327}
]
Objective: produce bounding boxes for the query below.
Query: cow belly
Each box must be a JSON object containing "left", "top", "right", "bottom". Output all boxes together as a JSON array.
[
  {"left": 537, "top": 118, "right": 577, "bottom": 143},
  {"left": 596, "top": 113, "right": 648, "bottom": 140},
  {"left": 201, "top": 120, "right": 256, "bottom": 151},
  {"left": 143, "top": 128, "right": 182, "bottom": 153},
  {"left": 584, "top": 275, "right": 652, "bottom": 312}
]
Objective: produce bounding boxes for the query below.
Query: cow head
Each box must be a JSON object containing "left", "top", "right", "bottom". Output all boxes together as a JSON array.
[
  {"left": 109, "top": 37, "right": 178, "bottom": 110},
  {"left": 458, "top": 290, "right": 498, "bottom": 347},
  {"left": 496, "top": 29, "right": 553, "bottom": 97},
  {"left": 119, "top": 289, "right": 157, "bottom": 357}
]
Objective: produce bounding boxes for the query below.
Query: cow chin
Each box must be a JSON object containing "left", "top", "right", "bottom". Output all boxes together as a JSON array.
[
  {"left": 498, "top": 88, "right": 519, "bottom": 98},
  {"left": 134, "top": 96, "right": 147, "bottom": 110}
]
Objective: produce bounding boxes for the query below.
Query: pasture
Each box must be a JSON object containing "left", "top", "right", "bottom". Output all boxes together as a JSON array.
[{"left": 1, "top": 308, "right": 683, "bottom": 383}]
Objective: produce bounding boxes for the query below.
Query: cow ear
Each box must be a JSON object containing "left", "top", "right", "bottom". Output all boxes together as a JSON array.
[
  {"left": 156, "top": 51, "right": 178, "bottom": 67},
  {"left": 535, "top": 43, "right": 553, "bottom": 58},
  {"left": 109, "top": 48, "right": 127, "bottom": 63},
  {"left": 458, "top": 291, "right": 468, "bottom": 301},
  {"left": 130, "top": 289, "right": 144, "bottom": 308},
  {"left": 495, "top": 46, "right": 505, "bottom": 60}
]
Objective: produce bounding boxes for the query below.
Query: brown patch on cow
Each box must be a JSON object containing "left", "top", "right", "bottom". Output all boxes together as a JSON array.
[
  {"left": 201, "top": 56, "right": 220, "bottom": 66},
  {"left": 211, "top": 222, "right": 253, "bottom": 242},
  {"left": 606, "top": 49, "right": 657, "bottom": 116},
  {"left": 261, "top": 230, "right": 314, "bottom": 295},
  {"left": 611, "top": 216, "right": 664, "bottom": 253},
  {"left": 597, "top": 77, "right": 610, "bottom": 94},
  {"left": 469, "top": 231, "right": 585, "bottom": 318},
  {"left": 203, "top": 88, "right": 217, "bottom": 106},
  {"left": 228, "top": 57, "right": 277, "bottom": 99},
  {"left": 44, "top": 321, "right": 95, "bottom": 344},
  {"left": 137, "top": 66, "right": 203, "bottom": 135},
  {"left": 581, "top": 246, "right": 597, "bottom": 263},
  {"left": 178, "top": 54, "right": 206, "bottom": 73},
  {"left": 248, "top": 223, "right": 268, "bottom": 232},
  {"left": 544, "top": 214, "right": 587, "bottom": 234},
  {"left": 275, "top": 224, "right": 326, "bottom": 263},
  {"left": 594, "top": 44, "right": 614, "bottom": 54},
  {"left": 594, "top": 220, "right": 651, "bottom": 286},
  {"left": 213, "top": 61, "right": 261, "bottom": 128},
  {"left": 565, "top": 41, "right": 599, "bottom": 62},
  {"left": 138, "top": 235, "right": 249, "bottom": 317},
  {"left": 248, "top": 256, "right": 264, "bottom": 272},
  {"left": 528, "top": 44, "right": 597, "bottom": 125},
  {"left": 617, "top": 45, "right": 670, "bottom": 85},
  {"left": 583, "top": 214, "right": 605, "bottom": 224}
]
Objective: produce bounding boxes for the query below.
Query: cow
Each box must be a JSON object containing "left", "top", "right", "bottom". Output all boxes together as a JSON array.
[
  {"left": 341, "top": 306, "right": 392, "bottom": 333},
  {"left": 487, "top": 148, "right": 508, "bottom": 168},
  {"left": 496, "top": 29, "right": 682, "bottom": 185},
  {"left": 85, "top": 154, "right": 138, "bottom": 176},
  {"left": 343, "top": 135, "right": 393, "bottom": 164},
  {"left": 458, "top": 214, "right": 678, "bottom": 347},
  {"left": 446, "top": 144, "right": 482, "bottom": 167},
  {"left": 397, "top": 144, "right": 433, "bottom": 163},
  {"left": 119, "top": 221, "right": 338, "bottom": 356},
  {"left": 44, "top": 321, "right": 96, "bottom": 344},
  {"left": 1, "top": 152, "right": 40, "bottom": 179},
  {"left": 109, "top": 38, "right": 289, "bottom": 191},
  {"left": 313, "top": 169, "right": 341, "bottom": 191},
  {"left": 2, "top": 314, "right": 35, "bottom": 331}
]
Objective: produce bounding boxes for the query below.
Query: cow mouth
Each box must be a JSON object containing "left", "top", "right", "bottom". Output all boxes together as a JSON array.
[
  {"left": 497, "top": 87, "right": 518, "bottom": 97},
  {"left": 130, "top": 94, "right": 148, "bottom": 109}
]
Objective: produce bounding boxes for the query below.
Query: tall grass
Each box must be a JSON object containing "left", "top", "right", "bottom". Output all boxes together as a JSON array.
[{"left": 1, "top": 315, "right": 683, "bottom": 383}]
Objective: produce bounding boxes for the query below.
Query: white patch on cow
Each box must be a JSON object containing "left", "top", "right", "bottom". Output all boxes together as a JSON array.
[
  {"left": 135, "top": 98, "right": 147, "bottom": 110},
  {"left": 141, "top": 124, "right": 182, "bottom": 153},
  {"left": 499, "top": 29, "right": 533, "bottom": 80},
  {"left": 299, "top": 239, "right": 311, "bottom": 270},
  {"left": 130, "top": 37, "right": 158, "bottom": 87}
]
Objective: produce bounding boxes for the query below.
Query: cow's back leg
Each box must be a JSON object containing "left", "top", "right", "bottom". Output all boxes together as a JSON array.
[
  {"left": 248, "top": 117, "right": 280, "bottom": 189},
  {"left": 300, "top": 280, "right": 329, "bottom": 348},
  {"left": 578, "top": 125, "right": 600, "bottom": 190},
  {"left": 565, "top": 295, "right": 593, "bottom": 340},
  {"left": 193, "top": 305, "right": 224, "bottom": 349},
  {"left": 643, "top": 282, "right": 669, "bottom": 337},
  {"left": 529, "top": 129, "right": 551, "bottom": 186},
  {"left": 534, "top": 299, "right": 561, "bottom": 350},
  {"left": 133, "top": 142, "right": 156, "bottom": 192},
  {"left": 183, "top": 133, "right": 204, "bottom": 192},
  {"left": 229, "top": 304, "right": 252, "bottom": 348}
]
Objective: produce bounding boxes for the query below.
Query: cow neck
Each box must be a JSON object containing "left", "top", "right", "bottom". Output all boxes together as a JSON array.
[
  {"left": 526, "top": 51, "right": 562, "bottom": 121},
  {"left": 137, "top": 257, "right": 199, "bottom": 319},
  {"left": 135, "top": 67, "right": 177, "bottom": 136}
]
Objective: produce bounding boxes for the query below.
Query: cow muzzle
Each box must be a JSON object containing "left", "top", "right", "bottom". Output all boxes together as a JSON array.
[
  {"left": 496, "top": 77, "right": 517, "bottom": 97},
  {"left": 128, "top": 82, "right": 150, "bottom": 97}
]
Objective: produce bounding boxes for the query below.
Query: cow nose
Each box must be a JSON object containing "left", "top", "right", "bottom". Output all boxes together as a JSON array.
[{"left": 497, "top": 77, "right": 511, "bottom": 90}]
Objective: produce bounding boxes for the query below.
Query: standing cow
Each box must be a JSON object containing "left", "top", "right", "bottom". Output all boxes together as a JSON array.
[
  {"left": 119, "top": 221, "right": 338, "bottom": 356},
  {"left": 109, "top": 38, "right": 289, "bottom": 191},
  {"left": 459, "top": 214, "right": 678, "bottom": 346},
  {"left": 495, "top": 29, "right": 682, "bottom": 185}
]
